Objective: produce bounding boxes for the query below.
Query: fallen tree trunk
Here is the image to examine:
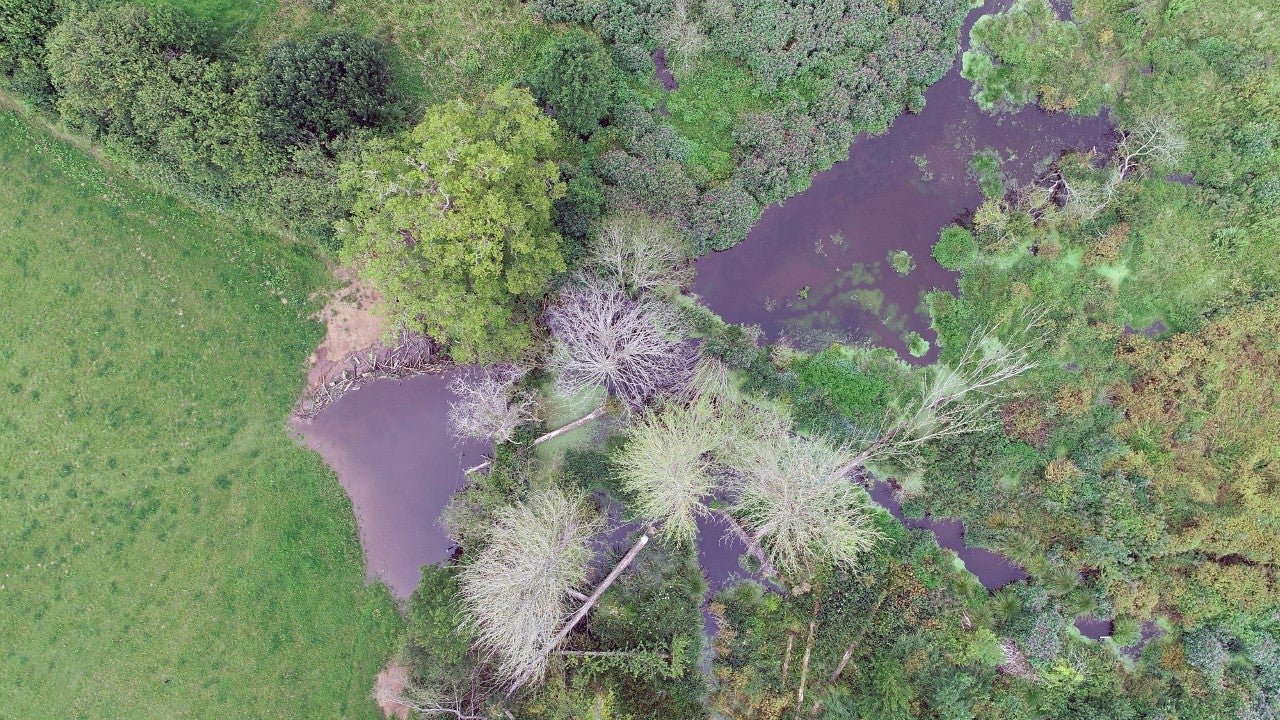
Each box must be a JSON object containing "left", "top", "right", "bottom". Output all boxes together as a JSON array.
[
  {"left": 808, "top": 586, "right": 889, "bottom": 717},
  {"left": 465, "top": 403, "right": 608, "bottom": 475},
  {"left": 540, "top": 527, "right": 655, "bottom": 658},
  {"left": 794, "top": 598, "right": 820, "bottom": 720},
  {"left": 711, "top": 508, "right": 779, "bottom": 579}
]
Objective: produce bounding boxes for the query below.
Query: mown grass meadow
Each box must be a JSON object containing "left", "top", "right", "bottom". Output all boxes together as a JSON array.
[{"left": 0, "top": 110, "right": 399, "bottom": 719}]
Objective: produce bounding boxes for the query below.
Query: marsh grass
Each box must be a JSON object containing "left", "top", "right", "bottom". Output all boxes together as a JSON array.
[{"left": 0, "top": 111, "right": 399, "bottom": 718}]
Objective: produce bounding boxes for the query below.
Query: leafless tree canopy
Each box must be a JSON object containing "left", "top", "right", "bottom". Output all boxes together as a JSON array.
[
  {"left": 614, "top": 398, "right": 726, "bottom": 544},
  {"left": 447, "top": 364, "right": 538, "bottom": 443},
  {"left": 727, "top": 429, "right": 882, "bottom": 580},
  {"left": 544, "top": 276, "right": 695, "bottom": 410},
  {"left": 457, "top": 487, "right": 601, "bottom": 689},
  {"left": 586, "top": 213, "right": 693, "bottom": 297}
]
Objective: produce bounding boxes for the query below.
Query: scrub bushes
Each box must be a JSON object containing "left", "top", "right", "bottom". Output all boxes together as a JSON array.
[
  {"left": 530, "top": 29, "right": 617, "bottom": 137},
  {"left": 15, "top": 3, "right": 397, "bottom": 248},
  {"left": 933, "top": 225, "right": 979, "bottom": 269},
  {"left": 257, "top": 32, "right": 397, "bottom": 147}
]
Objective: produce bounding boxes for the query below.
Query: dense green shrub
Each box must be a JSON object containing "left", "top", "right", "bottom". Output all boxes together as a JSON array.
[
  {"left": 0, "top": 0, "right": 62, "bottom": 104},
  {"left": 933, "top": 225, "right": 979, "bottom": 269},
  {"left": 790, "top": 346, "right": 898, "bottom": 440},
  {"left": 531, "top": 29, "right": 617, "bottom": 137},
  {"left": 257, "top": 32, "right": 396, "bottom": 147},
  {"left": 265, "top": 140, "right": 358, "bottom": 251},
  {"left": 403, "top": 565, "right": 476, "bottom": 697},
  {"left": 46, "top": 4, "right": 274, "bottom": 207}
]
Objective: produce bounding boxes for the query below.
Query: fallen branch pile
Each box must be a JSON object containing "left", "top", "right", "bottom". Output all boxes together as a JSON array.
[{"left": 296, "top": 330, "right": 446, "bottom": 418}]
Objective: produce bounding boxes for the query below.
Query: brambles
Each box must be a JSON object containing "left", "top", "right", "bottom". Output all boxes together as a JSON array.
[
  {"left": 544, "top": 276, "right": 695, "bottom": 410},
  {"left": 457, "top": 487, "right": 601, "bottom": 689}
]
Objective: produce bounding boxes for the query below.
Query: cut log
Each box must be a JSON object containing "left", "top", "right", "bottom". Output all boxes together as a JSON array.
[{"left": 464, "top": 403, "right": 608, "bottom": 475}]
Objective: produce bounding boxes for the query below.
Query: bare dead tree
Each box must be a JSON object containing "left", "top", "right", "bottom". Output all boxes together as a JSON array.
[
  {"left": 401, "top": 687, "right": 491, "bottom": 720},
  {"left": 447, "top": 364, "right": 539, "bottom": 444},
  {"left": 727, "top": 430, "right": 883, "bottom": 580},
  {"left": 1115, "top": 114, "right": 1186, "bottom": 174},
  {"left": 586, "top": 213, "right": 693, "bottom": 296},
  {"left": 545, "top": 276, "right": 696, "bottom": 410},
  {"left": 839, "top": 307, "right": 1048, "bottom": 474},
  {"left": 458, "top": 487, "right": 602, "bottom": 689}
]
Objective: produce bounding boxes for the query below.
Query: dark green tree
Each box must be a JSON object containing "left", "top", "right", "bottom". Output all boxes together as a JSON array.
[
  {"left": 256, "top": 32, "right": 395, "bottom": 146},
  {"left": 0, "top": 0, "right": 60, "bottom": 103},
  {"left": 531, "top": 29, "right": 616, "bottom": 137}
]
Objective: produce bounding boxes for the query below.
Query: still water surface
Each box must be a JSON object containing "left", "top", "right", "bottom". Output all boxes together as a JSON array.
[
  {"left": 693, "top": 7, "right": 1114, "bottom": 360},
  {"left": 291, "top": 372, "right": 487, "bottom": 599},
  {"left": 297, "top": 0, "right": 1118, "bottom": 601}
]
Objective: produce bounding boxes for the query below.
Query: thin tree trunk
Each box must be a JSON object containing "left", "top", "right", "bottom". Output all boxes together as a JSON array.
[
  {"left": 533, "top": 403, "right": 607, "bottom": 447},
  {"left": 465, "top": 404, "right": 608, "bottom": 475},
  {"left": 540, "top": 527, "right": 654, "bottom": 656},
  {"left": 780, "top": 632, "right": 796, "bottom": 687},
  {"left": 808, "top": 586, "right": 889, "bottom": 717},
  {"left": 794, "top": 598, "right": 820, "bottom": 720}
]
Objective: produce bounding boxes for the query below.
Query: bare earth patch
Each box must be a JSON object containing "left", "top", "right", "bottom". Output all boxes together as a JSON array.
[
  {"left": 372, "top": 662, "right": 410, "bottom": 720},
  {"left": 305, "top": 268, "right": 386, "bottom": 394}
]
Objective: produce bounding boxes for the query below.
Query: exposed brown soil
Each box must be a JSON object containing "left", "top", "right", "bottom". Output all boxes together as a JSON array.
[
  {"left": 305, "top": 268, "right": 387, "bottom": 394},
  {"left": 372, "top": 662, "right": 410, "bottom": 720}
]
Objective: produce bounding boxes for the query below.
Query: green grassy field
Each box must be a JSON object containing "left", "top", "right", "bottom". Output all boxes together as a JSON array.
[{"left": 0, "top": 110, "right": 399, "bottom": 718}]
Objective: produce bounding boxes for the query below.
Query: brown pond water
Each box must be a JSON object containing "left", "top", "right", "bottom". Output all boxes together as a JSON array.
[
  {"left": 297, "top": 0, "right": 1115, "bottom": 607},
  {"left": 291, "top": 372, "right": 488, "bottom": 600},
  {"left": 868, "top": 480, "right": 1027, "bottom": 590},
  {"left": 692, "top": 11, "right": 1115, "bottom": 361}
]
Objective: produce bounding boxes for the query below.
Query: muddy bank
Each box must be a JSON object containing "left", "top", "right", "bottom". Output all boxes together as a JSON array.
[{"left": 291, "top": 372, "right": 488, "bottom": 599}]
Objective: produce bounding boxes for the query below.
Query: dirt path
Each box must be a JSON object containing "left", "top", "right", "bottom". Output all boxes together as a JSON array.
[
  {"left": 372, "top": 662, "right": 410, "bottom": 720},
  {"left": 304, "top": 268, "right": 387, "bottom": 394}
]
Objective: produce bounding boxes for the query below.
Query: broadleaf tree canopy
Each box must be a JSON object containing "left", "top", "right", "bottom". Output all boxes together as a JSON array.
[{"left": 339, "top": 86, "right": 567, "bottom": 362}]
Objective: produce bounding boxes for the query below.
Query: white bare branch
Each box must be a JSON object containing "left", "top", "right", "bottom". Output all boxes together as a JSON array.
[
  {"left": 1058, "top": 115, "right": 1185, "bottom": 222},
  {"left": 447, "top": 365, "right": 539, "bottom": 444},
  {"left": 586, "top": 213, "right": 693, "bottom": 297},
  {"left": 656, "top": 0, "right": 710, "bottom": 76},
  {"left": 545, "top": 276, "right": 696, "bottom": 410},
  {"left": 727, "top": 429, "right": 883, "bottom": 580},
  {"left": 457, "top": 487, "right": 602, "bottom": 689}
]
